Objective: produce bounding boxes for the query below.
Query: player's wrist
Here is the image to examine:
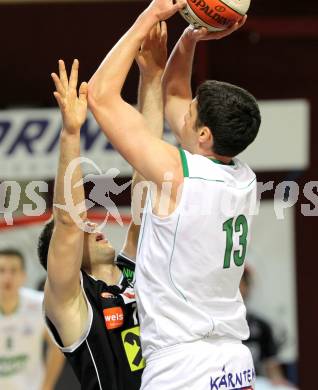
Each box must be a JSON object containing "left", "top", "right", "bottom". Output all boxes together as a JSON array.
[
  {"left": 61, "top": 125, "right": 82, "bottom": 136},
  {"left": 140, "top": 71, "right": 164, "bottom": 82},
  {"left": 138, "top": 8, "right": 160, "bottom": 31}
]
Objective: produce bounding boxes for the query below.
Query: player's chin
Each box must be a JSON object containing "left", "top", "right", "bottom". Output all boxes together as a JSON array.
[
  {"left": 99, "top": 241, "right": 115, "bottom": 254},
  {"left": 101, "top": 240, "right": 113, "bottom": 249}
]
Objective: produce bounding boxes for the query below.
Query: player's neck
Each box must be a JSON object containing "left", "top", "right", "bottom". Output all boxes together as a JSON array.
[
  {"left": 0, "top": 292, "right": 20, "bottom": 315},
  {"left": 202, "top": 150, "right": 233, "bottom": 165},
  {"left": 90, "top": 263, "right": 122, "bottom": 286}
]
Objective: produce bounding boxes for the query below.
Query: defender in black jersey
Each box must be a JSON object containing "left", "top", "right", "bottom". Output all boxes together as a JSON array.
[
  {"left": 45, "top": 253, "right": 143, "bottom": 390},
  {"left": 35, "top": 56, "right": 155, "bottom": 390},
  {"left": 38, "top": 24, "right": 166, "bottom": 389}
]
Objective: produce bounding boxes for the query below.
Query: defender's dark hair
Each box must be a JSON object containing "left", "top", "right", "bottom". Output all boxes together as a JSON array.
[
  {"left": 0, "top": 248, "right": 25, "bottom": 269},
  {"left": 37, "top": 219, "right": 55, "bottom": 271},
  {"left": 196, "top": 80, "right": 261, "bottom": 157}
]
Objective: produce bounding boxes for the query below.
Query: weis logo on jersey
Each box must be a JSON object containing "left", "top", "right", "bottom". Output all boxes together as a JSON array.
[{"left": 103, "top": 307, "right": 124, "bottom": 330}]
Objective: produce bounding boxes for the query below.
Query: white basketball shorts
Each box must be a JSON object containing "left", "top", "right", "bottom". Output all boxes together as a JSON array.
[{"left": 140, "top": 337, "right": 255, "bottom": 390}]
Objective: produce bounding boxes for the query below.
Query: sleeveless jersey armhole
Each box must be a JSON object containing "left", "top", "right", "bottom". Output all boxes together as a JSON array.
[{"left": 43, "top": 272, "right": 94, "bottom": 353}]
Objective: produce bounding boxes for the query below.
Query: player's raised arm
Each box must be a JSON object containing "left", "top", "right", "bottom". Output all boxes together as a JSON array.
[
  {"left": 45, "top": 60, "right": 88, "bottom": 307},
  {"left": 122, "top": 22, "right": 168, "bottom": 258},
  {"left": 162, "top": 17, "right": 247, "bottom": 140},
  {"left": 136, "top": 21, "right": 167, "bottom": 137},
  {"left": 88, "top": 0, "right": 185, "bottom": 192}
]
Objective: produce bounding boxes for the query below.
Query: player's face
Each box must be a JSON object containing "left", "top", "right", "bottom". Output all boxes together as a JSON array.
[
  {"left": 82, "top": 221, "right": 116, "bottom": 268},
  {"left": 179, "top": 99, "right": 200, "bottom": 152},
  {"left": 0, "top": 256, "right": 26, "bottom": 296}
]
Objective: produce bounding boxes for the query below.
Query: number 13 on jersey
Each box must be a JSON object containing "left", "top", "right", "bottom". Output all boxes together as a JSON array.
[{"left": 223, "top": 215, "right": 248, "bottom": 269}]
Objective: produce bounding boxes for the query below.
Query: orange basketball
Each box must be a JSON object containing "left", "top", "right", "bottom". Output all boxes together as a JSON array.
[{"left": 180, "top": 0, "right": 250, "bottom": 32}]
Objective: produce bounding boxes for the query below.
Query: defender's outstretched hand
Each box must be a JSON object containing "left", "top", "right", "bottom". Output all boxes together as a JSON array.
[
  {"left": 51, "top": 59, "right": 87, "bottom": 134},
  {"left": 184, "top": 15, "right": 247, "bottom": 42},
  {"left": 136, "top": 21, "right": 168, "bottom": 78},
  {"left": 147, "top": 0, "right": 186, "bottom": 22}
]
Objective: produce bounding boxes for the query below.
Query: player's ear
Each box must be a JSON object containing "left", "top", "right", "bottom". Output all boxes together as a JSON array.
[{"left": 198, "top": 126, "right": 213, "bottom": 148}]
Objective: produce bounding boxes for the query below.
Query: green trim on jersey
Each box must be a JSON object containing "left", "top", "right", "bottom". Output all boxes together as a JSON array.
[
  {"left": 188, "top": 176, "right": 256, "bottom": 190},
  {"left": 179, "top": 148, "right": 189, "bottom": 177},
  {"left": 238, "top": 176, "right": 257, "bottom": 189},
  {"left": 137, "top": 195, "right": 150, "bottom": 256},
  {"left": 169, "top": 215, "right": 187, "bottom": 302},
  {"left": 188, "top": 177, "right": 225, "bottom": 183},
  {"left": 208, "top": 157, "right": 235, "bottom": 166}
]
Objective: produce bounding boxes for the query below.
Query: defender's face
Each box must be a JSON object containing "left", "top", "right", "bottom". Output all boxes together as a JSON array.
[
  {"left": 0, "top": 256, "right": 25, "bottom": 296},
  {"left": 179, "top": 99, "right": 200, "bottom": 152},
  {"left": 82, "top": 221, "right": 116, "bottom": 268}
]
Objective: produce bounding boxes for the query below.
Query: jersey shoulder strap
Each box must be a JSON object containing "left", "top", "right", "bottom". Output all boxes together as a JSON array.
[
  {"left": 179, "top": 148, "right": 256, "bottom": 188},
  {"left": 116, "top": 253, "right": 136, "bottom": 285},
  {"left": 179, "top": 148, "right": 231, "bottom": 181}
]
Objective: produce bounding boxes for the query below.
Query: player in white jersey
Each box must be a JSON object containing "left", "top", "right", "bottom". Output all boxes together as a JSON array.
[
  {"left": 0, "top": 249, "right": 64, "bottom": 390},
  {"left": 87, "top": 0, "right": 261, "bottom": 388}
]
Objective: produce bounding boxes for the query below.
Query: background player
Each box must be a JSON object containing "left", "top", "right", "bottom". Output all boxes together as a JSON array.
[
  {"left": 39, "top": 21, "right": 167, "bottom": 390},
  {"left": 240, "top": 268, "right": 298, "bottom": 389},
  {"left": 0, "top": 248, "right": 64, "bottom": 390},
  {"left": 87, "top": 0, "right": 261, "bottom": 388}
]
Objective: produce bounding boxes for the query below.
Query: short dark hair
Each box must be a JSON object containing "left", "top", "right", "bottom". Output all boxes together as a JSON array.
[
  {"left": 0, "top": 248, "right": 25, "bottom": 270},
  {"left": 196, "top": 80, "right": 261, "bottom": 157},
  {"left": 37, "top": 219, "right": 55, "bottom": 271}
]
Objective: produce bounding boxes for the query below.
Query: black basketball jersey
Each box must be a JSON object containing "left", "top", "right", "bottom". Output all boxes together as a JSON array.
[{"left": 46, "top": 254, "right": 144, "bottom": 390}]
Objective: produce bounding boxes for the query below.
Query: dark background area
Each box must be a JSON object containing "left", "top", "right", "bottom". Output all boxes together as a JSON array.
[{"left": 1, "top": 1, "right": 318, "bottom": 388}]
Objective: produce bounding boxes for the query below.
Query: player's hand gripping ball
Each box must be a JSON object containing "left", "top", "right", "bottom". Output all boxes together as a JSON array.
[{"left": 179, "top": 0, "right": 250, "bottom": 31}]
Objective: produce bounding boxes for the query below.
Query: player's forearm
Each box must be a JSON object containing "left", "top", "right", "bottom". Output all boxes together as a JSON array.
[
  {"left": 127, "top": 74, "right": 163, "bottom": 245},
  {"left": 88, "top": 10, "right": 159, "bottom": 105},
  {"left": 138, "top": 74, "right": 164, "bottom": 139},
  {"left": 162, "top": 32, "right": 196, "bottom": 102},
  {"left": 53, "top": 130, "right": 86, "bottom": 224}
]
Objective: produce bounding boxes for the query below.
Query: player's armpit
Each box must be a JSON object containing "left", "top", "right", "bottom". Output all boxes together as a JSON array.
[{"left": 44, "top": 281, "right": 89, "bottom": 349}]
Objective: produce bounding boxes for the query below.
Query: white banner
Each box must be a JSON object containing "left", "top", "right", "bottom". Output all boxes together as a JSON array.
[
  {"left": 0, "top": 109, "right": 134, "bottom": 179},
  {"left": 0, "top": 100, "right": 309, "bottom": 179}
]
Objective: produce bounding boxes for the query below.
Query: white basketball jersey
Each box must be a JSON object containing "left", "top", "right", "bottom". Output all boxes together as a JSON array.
[
  {"left": 0, "top": 288, "right": 45, "bottom": 390},
  {"left": 136, "top": 149, "right": 257, "bottom": 360}
]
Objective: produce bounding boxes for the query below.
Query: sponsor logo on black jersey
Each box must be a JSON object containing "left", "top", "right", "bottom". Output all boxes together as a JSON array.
[
  {"left": 121, "top": 326, "right": 145, "bottom": 372},
  {"left": 103, "top": 307, "right": 124, "bottom": 330}
]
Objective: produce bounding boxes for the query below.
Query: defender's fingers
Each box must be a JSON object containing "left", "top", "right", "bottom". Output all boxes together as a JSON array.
[
  {"left": 149, "top": 23, "right": 157, "bottom": 41},
  {"left": 79, "top": 82, "right": 88, "bottom": 103},
  {"left": 156, "top": 21, "right": 161, "bottom": 38},
  {"left": 51, "top": 73, "right": 65, "bottom": 95},
  {"left": 160, "top": 21, "right": 168, "bottom": 42},
  {"left": 58, "top": 59, "right": 69, "bottom": 89},
  {"left": 53, "top": 91, "right": 64, "bottom": 109},
  {"left": 69, "top": 59, "right": 79, "bottom": 90}
]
